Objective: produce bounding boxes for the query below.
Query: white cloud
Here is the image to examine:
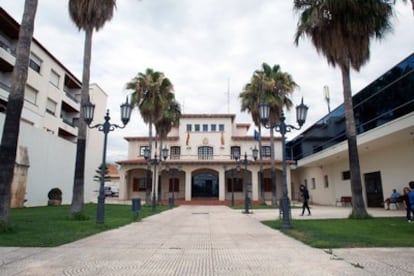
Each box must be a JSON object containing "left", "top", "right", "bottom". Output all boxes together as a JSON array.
[{"left": 1, "top": 0, "right": 413, "bottom": 162}]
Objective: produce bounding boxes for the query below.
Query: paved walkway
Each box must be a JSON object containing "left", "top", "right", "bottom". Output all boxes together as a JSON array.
[{"left": 0, "top": 205, "right": 413, "bottom": 275}]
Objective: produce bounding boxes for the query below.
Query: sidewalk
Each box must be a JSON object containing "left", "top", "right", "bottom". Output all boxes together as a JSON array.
[{"left": 0, "top": 205, "right": 412, "bottom": 275}]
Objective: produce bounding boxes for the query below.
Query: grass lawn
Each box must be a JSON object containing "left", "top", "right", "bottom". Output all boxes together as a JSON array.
[
  {"left": 0, "top": 203, "right": 170, "bottom": 247},
  {"left": 262, "top": 217, "right": 414, "bottom": 248}
]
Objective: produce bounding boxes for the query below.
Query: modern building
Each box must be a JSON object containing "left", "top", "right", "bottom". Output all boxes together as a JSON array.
[
  {"left": 287, "top": 52, "right": 414, "bottom": 207},
  {"left": 118, "top": 53, "right": 414, "bottom": 207},
  {"left": 0, "top": 8, "right": 106, "bottom": 206}
]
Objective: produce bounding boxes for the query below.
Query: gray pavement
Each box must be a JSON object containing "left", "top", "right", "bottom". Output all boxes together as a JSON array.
[{"left": 0, "top": 205, "right": 413, "bottom": 275}]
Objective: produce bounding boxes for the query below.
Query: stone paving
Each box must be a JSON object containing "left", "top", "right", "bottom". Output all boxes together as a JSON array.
[{"left": 0, "top": 205, "right": 413, "bottom": 275}]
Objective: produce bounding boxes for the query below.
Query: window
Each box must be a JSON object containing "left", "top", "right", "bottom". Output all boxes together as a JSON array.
[
  {"left": 230, "top": 146, "right": 240, "bottom": 160},
  {"left": 227, "top": 178, "right": 243, "bottom": 192},
  {"left": 198, "top": 146, "right": 213, "bottom": 160},
  {"left": 194, "top": 124, "right": 200, "bottom": 131},
  {"left": 202, "top": 124, "right": 208, "bottom": 132},
  {"left": 311, "top": 178, "right": 316, "bottom": 189},
  {"left": 50, "top": 70, "right": 60, "bottom": 88},
  {"left": 140, "top": 146, "right": 149, "bottom": 156},
  {"left": 29, "top": 53, "right": 42, "bottom": 73},
  {"left": 24, "top": 85, "right": 38, "bottom": 105},
  {"left": 186, "top": 124, "right": 192, "bottom": 131},
  {"left": 170, "top": 146, "right": 180, "bottom": 160},
  {"left": 46, "top": 98, "right": 57, "bottom": 115},
  {"left": 169, "top": 178, "right": 179, "bottom": 192},
  {"left": 263, "top": 178, "right": 272, "bottom": 192},
  {"left": 211, "top": 124, "right": 216, "bottom": 131},
  {"left": 219, "top": 124, "right": 224, "bottom": 131},
  {"left": 304, "top": 179, "right": 308, "bottom": 187},
  {"left": 261, "top": 146, "right": 271, "bottom": 158},
  {"left": 324, "top": 175, "right": 329, "bottom": 188},
  {"left": 133, "top": 178, "right": 148, "bottom": 192},
  {"left": 342, "top": 171, "right": 350, "bottom": 180}
]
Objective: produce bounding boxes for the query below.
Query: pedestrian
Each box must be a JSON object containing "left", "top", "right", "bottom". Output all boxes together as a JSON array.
[
  {"left": 300, "top": 184, "right": 311, "bottom": 216},
  {"left": 401, "top": 187, "right": 412, "bottom": 222},
  {"left": 408, "top": 181, "right": 414, "bottom": 222}
]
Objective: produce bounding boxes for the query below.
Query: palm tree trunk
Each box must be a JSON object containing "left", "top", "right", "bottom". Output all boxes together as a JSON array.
[
  {"left": 0, "top": 0, "right": 38, "bottom": 224},
  {"left": 258, "top": 125, "right": 265, "bottom": 204},
  {"left": 145, "top": 122, "right": 153, "bottom": 205},
  {"left": 270, "top": 127, "right": 276, "bottom": 207},
  {"left": 340, "top": 64, "right": 368, "bottom": 217},
  {"left": 71, "top": 28, "right": 93, "bottom": 214}
]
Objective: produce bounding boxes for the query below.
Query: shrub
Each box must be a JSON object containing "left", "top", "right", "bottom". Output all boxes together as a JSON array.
[{"left": 48, "top": 188, "right": 62, "bottom": 201}]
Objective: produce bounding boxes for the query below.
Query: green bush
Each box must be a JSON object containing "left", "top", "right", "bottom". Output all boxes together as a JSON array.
[{"left": 47, "top": 188, "right": 62, "bottom": 200}]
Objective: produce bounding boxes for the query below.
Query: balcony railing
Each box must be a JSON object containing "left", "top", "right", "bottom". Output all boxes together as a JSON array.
[
  {"left": 0, "top": 40, "right": 16, "bottom": 57},
  {"left": 0, "top": 80, "right": 11, "bottom": 92}
]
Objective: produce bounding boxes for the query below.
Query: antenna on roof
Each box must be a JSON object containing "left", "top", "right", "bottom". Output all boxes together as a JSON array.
[{"left": 323, "top": 85, "right": 331, "bottom": 113}]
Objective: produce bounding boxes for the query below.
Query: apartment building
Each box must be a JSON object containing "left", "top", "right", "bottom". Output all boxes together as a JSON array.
[{"left": 0, "top": 8, "right": 106, "bottom": 206}]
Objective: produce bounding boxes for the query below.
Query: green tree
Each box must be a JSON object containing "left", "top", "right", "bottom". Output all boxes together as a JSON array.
[
  {"left": 294, "top": 0, "right": 394, "bottom": 217},
  {"left": 126, "top": 69, "right": 174, "bottom": 204},
  {"left": 241, "top": 63, "right": 296, "bottom": 206},
  {"left": 0, "top": 0, "right": 38, "bottom": 224},
  {"left": 68, "top": 0, "right": 116, "bottom": 215}
]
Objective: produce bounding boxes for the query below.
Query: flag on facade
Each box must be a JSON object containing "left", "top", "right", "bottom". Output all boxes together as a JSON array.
[{"left": 254, "top": 129, "right": 260, "bottom": 141}]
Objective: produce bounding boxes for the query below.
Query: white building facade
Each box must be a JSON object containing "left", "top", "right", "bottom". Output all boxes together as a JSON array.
[
  {"left": 118, "top": 114, "right": 291, "bottom": 204},
  {"left": 0, "top": 8, "right": 106, "bottom": 206}
]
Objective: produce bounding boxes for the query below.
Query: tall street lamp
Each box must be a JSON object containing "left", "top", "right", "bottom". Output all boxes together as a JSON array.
[
  {"left": 234, "top": 147, "right": 258, "bottom": 214},
  {"left": 83, "top": 97, "right": 132, "bottom": 225},
  {"left": 259, "top": 98, "right": 308, "bottom": 228},
  {"left": 144, "top": 147, "right": 168, "bottom": 212}
]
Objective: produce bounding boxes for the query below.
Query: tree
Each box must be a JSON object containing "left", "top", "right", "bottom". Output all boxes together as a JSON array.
[
  {"left": 126, "top": 69, "right": 174, "bottom": 204},
  {"left": 68, "top": 0, "right": 116, "bottom": 215},
  {"left": 0, "top": 0, "right": 38, "bottom": 224},
  {"left": 240, "top": 63, "right": 296, "bottom": 206},
  {"left": 294, "top": 0, "right": 394, "bottom": 217}
]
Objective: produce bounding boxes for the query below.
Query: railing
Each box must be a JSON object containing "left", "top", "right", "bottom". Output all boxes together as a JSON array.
[
  {"left": 62, "top": 117, "right": 76, "bottom": 127},
  {"left": 0, "top": 80, "right": 11, "bottom": 92},
  {"left": 63, "top": 88, "right": 80, "bottom": 103},
  {"left": 0, "top": 40, "right": 16, "bottom": 56}
]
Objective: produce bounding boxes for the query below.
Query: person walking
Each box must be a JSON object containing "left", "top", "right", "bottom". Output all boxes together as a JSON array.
[
  {"left": 401, "top": 187, "right": 412, "bottom": 223},
  {"left": 408, "top": 181, "right": 414, "bottom": 222},
  {"left": 300, "top": 184, "right": 311, "bottom": 216}
]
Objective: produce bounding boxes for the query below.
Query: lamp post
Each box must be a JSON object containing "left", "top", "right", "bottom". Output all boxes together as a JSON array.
[
  {"left": 234, "top": 147, "right": 258, "bottom": 214},
  {"left": 259, "top": 98, "right": 308, "bottom": 228},
  {"left": 144, "top": 147, "right": 168, "bottom": 212},
  {"left": 82, "top": 97, "right": 132, "bottom": 225}
]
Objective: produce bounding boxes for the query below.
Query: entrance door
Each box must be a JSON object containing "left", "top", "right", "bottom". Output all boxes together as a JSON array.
[
  {"left": 364, "top": 171, "right": 384, "bottom": 207},
  {"left": 192, "top": 173, "right": 218, "bottom": 198}
]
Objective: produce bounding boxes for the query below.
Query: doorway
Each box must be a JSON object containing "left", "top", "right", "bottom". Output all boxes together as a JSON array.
[
  {"left": 192, "top": 173, "right": 218, "bottom": 198},
  {"left": 364, "top": 171, "right": 384, "bottom": 207}
]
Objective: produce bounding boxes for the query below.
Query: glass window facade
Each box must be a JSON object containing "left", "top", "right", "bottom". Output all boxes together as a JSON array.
[{"left": 287, "top": 53, "right": 414, "bottom": 160}]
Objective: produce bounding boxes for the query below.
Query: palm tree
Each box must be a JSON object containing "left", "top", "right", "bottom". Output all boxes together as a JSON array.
[
  {"left": 126, "top": 69, "right": 174, "bottom": 204},
  {"left": 0, "top": 0, "right": 38, "bottom": 224},
  {"left": 294, "top": 0, "right": 394, "bottom": 217},
  {"left": 241, "top": 63, "right": 296, "bottom": 206},
  {"left": 240, "top": 82, "right": 265, "bottom": 203},
  {"left": 155, "top": 94, "right": 181, "bottom": 202},
  {"left": 68, "top": 0, "right": 116, "bottom": 215}
]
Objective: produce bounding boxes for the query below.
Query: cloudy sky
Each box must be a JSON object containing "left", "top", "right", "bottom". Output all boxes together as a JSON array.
[{"left": 1, "top": 0, "right": 412, "bottom": 162}]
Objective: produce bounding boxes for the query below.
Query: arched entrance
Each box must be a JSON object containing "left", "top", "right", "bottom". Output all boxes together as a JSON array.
[{"left": 192, "top": 170, "right": 218, "bottom": 198}]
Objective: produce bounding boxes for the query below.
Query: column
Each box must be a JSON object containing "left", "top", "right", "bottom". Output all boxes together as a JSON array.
[
  {"left": 251, "top": 168, "right": 259, "bottom": 201},
  {"left": 219, "top": 168, "right": 226, "bottom": 201},
  {"left": 185, "top": 169, "right": 192, "bottom": 201}
]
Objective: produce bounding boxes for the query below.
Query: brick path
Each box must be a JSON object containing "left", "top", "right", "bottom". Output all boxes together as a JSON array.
[{"left": 0, "top": 205, "right": 412, "bottom": 275}]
